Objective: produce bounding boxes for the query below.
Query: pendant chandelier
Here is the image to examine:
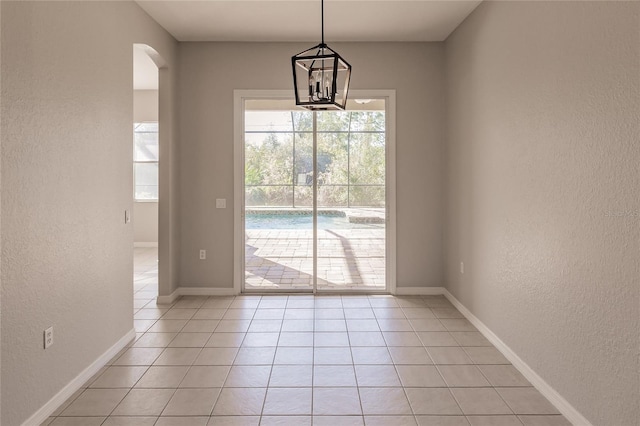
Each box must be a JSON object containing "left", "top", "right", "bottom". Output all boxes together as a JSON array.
[{"left": 291, "top": 0, "right": 352, "bottom": 110}]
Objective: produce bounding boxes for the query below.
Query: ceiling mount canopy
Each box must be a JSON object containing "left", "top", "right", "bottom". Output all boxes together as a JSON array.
[{"left": 291, "top": 0, "right": 352, "bottom": 111}]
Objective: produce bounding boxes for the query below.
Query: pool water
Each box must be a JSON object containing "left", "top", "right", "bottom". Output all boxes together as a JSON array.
[{"left": 245, "top": 213, "right": 383, "bottom": 230}]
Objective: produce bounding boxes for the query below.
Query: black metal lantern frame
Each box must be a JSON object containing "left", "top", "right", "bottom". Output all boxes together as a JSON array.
[{"left": 291, "top": 0, "right": 351, "bottom": 110}]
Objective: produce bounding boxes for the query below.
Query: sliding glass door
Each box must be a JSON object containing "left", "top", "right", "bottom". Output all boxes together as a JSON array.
[
  {"left": 315, "top": 110, "right": 386, "bottom": 291},
  {"left": 242, "top": 98, "right": 387, "bottom": 293},
  {"left": 243, "top": 107, "right": 314, "bottom": 291}
]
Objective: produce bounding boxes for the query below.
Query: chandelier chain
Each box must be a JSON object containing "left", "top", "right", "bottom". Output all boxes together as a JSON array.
[{"left": 321, "top": 0, "right": 325, "bottom": 45}]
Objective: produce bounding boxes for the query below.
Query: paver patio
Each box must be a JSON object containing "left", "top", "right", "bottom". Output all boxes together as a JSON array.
[{"left": 245, "top": 228, "right": 386, "bottom": 291}]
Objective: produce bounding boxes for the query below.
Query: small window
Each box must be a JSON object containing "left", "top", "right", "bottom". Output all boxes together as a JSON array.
[{"left": 134, "top": 122, "right": 158, "bottom": 200}]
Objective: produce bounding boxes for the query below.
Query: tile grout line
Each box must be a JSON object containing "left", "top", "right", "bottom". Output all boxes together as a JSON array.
[
  {"left": 346, "top": 299, "right": 367, "bottom": 421},
  {"left": 202, "top": 295, "right": 238, "bottom": 420},
  {"left": 393, "top": 301, "right": 420, "bottom": 422},
  {"left": 258, "top": 295, "right": 283, "bottom": 421}
]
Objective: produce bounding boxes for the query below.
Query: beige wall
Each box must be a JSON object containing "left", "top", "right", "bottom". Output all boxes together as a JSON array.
[
  {"left": 0, "top": 2, "right": 178, "bottom": 424},
  {"left": 158, "top": 53, "right": 182, "bottom": 297},
  {"left": 444, "top": 2, "right": 639, "bottom": 425},
  {"left": 178, "top": 42, "right": 445, "bottom": 289},
  {"left": 134, "top": 89, "right": 158, "bottom": 122},
  {"left": 134, "top": 90, "right": 159, "bottom": 244},
  {"left": 134, "top": 202, "right": 158, "bottom": 244}
]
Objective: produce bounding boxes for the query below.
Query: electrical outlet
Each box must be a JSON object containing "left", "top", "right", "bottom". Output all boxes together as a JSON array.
[
  {"left": 216, "top": 199, "right": 226, "bottom": 209},
  {"left": 44, "top": 327, "right": 53, "bottom": 349},
  {"left": 199, "top": 249, "right": 206, "bottom": 260},
  {"left": 460, "top": 262, "right": 464, "bottom": 274}
]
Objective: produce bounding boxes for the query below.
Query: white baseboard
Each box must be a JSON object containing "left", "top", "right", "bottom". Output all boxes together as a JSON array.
[
  {"left": 156, "top": 288, "right": 180, "bottom": 305},
  {"left": 22, "top": 329, "right": 136, "bottom": 426},
  {"left": 442, "top": 289, "right": 592, "bottom": 426},
  {"left": 180, "top": 287, "right": 237, "bottom": 297},
  {"left": 158, "top": 285, "right": 445, "bottom": 301},
  {"left": 156, "top": 287, "right": 237, "bottom": 304},
  {"left": 394, "top": 286, "right": 446, "bottom": 296},
  {"left": 134, "top": 242, "right": 158, "bottom": 248}
]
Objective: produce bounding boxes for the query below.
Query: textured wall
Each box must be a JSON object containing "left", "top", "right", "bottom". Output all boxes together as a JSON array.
[
  {"left": 178, "top": 42, "right": 445, "bottom": 289},
  {"left": 134, "top": 89, "right": 158, "bottom": 123},
  {"left": 158, "top": 58, "right": 182, "bottom": 297},
  {"left": 134, "top": 202, "right": 158, "bottom": 244},
  {"left": 0, "top": 2, "right": 177, "bottom": 424},
  {"left": 444, "top": 2, "right": 640, "bottom": 425}
]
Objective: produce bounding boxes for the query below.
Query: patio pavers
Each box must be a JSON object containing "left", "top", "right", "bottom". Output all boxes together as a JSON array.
[{"left": 245, "top": 228, "right": 386, "bottom": 290}]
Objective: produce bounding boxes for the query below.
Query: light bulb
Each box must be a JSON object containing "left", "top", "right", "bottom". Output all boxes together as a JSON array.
[
  {"left": 308, "top": 73, "right": 314, "bottom": 98},
  {"left": 309, "top": 71, "right": 320, "bottom": 101},
  {"left": 324, "top": 73, "right": 332, "bottom": 99}
]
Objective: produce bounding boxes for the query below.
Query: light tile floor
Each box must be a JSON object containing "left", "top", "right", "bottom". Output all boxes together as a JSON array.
[
  {"left": 134, "top": 247, "right": 159, "bottom": 301},
  {"left": 42, "top": 249, "right": 571, "bottom": 426}
]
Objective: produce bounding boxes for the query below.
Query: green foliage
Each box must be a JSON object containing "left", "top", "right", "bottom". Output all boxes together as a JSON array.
[{"left": 245, "top": 110, "right": 385, "bottom": 207}]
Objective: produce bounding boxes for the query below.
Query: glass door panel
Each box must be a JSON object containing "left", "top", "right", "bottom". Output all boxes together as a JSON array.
[
  {"left": 316, "top": 109, "right": 387, "bottom": 291},
  {"left": 244, "top": 106, "right": 314, "bottom": 291},
  {"left": 293, "top": 131, "right": 313, "bottom": 208}
]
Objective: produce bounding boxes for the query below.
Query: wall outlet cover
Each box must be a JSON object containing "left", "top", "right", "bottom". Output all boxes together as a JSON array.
[{"left": 44, "top": 327, "right": 54, "bottom": 349}]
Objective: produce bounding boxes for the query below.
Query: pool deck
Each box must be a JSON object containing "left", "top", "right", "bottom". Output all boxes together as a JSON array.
[
  {"left": 246, "top": 207, "right": 386, "bottom": 224},
  {"left": 245, "top": 228, "right": 386, "bottom": 291}
]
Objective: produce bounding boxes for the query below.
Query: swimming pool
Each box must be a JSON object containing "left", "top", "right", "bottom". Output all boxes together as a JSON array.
[{"left": 245, "top": 213, "right": 383, "bottom": 230}]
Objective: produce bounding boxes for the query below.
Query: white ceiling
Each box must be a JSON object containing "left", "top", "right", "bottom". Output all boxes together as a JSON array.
[{"left": 135, "top": 0, "right": 482, "bottom": 42}]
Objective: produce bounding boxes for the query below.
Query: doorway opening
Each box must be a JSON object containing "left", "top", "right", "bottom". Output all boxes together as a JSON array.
[
  {"left": 133, "top": 44, "right": 159, "bottom": 303},
  {"left": 234, "top": 91, "right": 396, "bottom": 294}
]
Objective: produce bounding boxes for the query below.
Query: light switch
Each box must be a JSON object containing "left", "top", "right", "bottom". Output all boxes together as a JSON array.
[{"left": 216, "top": 199, "right": 226, "bottom": 209}]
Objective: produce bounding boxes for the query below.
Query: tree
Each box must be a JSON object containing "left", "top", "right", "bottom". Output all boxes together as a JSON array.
[{"left": 245, "top": 110, "right": 386, "bottom": 207}]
